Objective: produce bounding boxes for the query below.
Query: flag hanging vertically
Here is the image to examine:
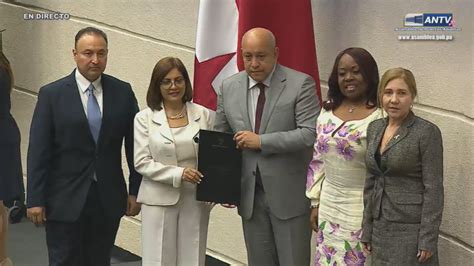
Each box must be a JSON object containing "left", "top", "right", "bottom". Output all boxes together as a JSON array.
[{"left": 194, "top": 0, "right": 321, "bottom": 111}]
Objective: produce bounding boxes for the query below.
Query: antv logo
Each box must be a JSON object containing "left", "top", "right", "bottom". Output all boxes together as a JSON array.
[{"left": 404, "top": 13, "right": 455, "bottom": 27}]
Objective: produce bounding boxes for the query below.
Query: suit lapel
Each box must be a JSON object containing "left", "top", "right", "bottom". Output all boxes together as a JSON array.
[
  {"left": 150, "top": 103, "right": 202, "bottom": 149},
  {"left": 369, "top": 120, "right": 386, "bottom": 173},
  {"left": 237, "top": 75, "right": 253, "bottom": 130},
  {"left": 99, "top": 75, "right": 111, "bottom": 146},
  {"left": 260, "top": 65, "right": 286, "bottom": 134},
  {"left": 186, "top": 102, "right": 201, "bottom": 159},
  {"left": 383, "top": 127, "right": 408, "bottom": 154},
  {"left": 382, "top": 112, "right": 416, "bottom": 154},
  {"left": 151, "top": 107, "right": 174, "bottom": 143},
  {"left": 371, "top": 119, "right": 385, "bottom": 156},
  {"left": 67, "top": 71, "right": 97, "bottom": 145},
  {"left": 186, "top": 102, "right": 201, "bottom": 138}
]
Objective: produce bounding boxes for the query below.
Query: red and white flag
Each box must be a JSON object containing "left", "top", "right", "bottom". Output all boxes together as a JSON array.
[{"left": 194, "top": 0, "right": 321, "bottom": 110}]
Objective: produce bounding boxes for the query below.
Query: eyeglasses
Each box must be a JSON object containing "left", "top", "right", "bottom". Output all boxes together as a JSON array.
[{"left": 160, "top": 77, "right": 185, "bottom": 88}]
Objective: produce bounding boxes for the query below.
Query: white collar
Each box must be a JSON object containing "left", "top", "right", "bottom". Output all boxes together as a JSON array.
[
  {"left": 75, "top": 69, "right": 102, "bottom": 93},
  {"left": 248, "top": 64, "right": 277, "bottom": 89}
]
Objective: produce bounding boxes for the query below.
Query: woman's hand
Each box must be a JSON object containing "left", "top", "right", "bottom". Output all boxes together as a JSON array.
[
  {"left": 417, "top": 250, "right": 433, "bottom": 263},
  {"left": 362, "top": 242, "right": 372, "bottom": 255},
  {"left": 182, "top": 168, "right": 203, "bottom": 184},
  {"left": 310, "top": 207, "right": 319, "bottom": 232}
]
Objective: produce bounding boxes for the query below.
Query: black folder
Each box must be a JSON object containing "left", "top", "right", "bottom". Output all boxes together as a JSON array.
[{"left": 196, "top": 130, "right": 241, "bottom": 205}]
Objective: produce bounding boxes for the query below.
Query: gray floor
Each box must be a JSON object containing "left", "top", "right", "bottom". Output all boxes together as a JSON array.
[
  {"left": 7, "top": 220, "right": 141, "bottom": 266},
  {"left": 7, "top": 219, "right": 228, "bottom": 266}
]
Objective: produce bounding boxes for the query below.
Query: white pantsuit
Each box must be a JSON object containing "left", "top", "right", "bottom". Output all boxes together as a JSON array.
[
  {"left": 134, "top": 102, "right": 213, "bottom": 266},
  {"left": 141, "top": 183, "right": 211, "bottom": 266}
]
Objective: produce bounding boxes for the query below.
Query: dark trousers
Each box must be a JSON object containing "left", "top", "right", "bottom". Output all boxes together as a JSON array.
[{"left": 45, "top": 183, "right": 121, "bottom": 266}]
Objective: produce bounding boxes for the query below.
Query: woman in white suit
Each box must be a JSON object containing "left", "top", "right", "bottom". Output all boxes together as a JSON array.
[{"left": 134, "top": 57, "right": 213, "bottom": 266}]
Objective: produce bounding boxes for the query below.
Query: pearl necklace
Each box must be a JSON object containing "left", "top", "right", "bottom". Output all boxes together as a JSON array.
[{"left": 167, "top": 105, "right": 186, "bottom": 120}]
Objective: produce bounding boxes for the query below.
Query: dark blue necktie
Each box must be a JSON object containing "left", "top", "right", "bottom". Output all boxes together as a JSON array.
[{"left": 87, "top": 83, "right": 102, "bottom": 143}]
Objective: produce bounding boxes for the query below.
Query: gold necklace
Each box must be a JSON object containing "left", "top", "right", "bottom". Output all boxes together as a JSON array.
[
  {"left": 167, "top": 105, "right": 186, "bottom": 120},
  {"left": 346, "top": 101, "right": 365, "bottom": 113},
  {"left": 381, "top": 126, "right": 400, "bottom": 151},
  {"left": 348, "top": 105, "right": 356, "bottom": 113}
]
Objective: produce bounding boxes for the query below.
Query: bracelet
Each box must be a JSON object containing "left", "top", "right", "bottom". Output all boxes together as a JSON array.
[{"left": 310, "top": 204, "right": 319, "bottom": 209}]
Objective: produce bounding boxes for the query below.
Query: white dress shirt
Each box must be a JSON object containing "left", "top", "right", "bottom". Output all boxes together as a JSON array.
[
  {"left": 75, "top": 69, "right": 103, "bottom": 118},
  {"left": 247, "top": 65, "right": 276, "bottom": 132},
  {"left": 75, "top": 69, "right": 102, "bottom": 181}
]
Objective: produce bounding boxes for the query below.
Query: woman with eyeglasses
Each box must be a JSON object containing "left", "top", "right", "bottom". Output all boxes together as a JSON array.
[
  {"left": 0, "top": 51, "right": 23, "bottom": 266},
  {"left": 133, "top": 57, "right": 214, "bottom": 266}
]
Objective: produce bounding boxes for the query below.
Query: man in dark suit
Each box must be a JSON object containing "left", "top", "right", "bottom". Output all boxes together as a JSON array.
[
  {"left": 26, "top": 27, "right": 142, "bottom": 266},
  {"left": 214, "top": 28, "right": 320, "bottom": 265}
]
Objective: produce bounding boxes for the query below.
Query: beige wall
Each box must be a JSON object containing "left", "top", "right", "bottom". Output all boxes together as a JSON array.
[{"left": 1, "top": 0, "right": 472, "bottom": 265}]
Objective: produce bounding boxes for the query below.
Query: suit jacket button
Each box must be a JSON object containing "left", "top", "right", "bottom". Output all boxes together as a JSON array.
[{"left": 252, "top": 171, "right": 256, "bottom": 176}]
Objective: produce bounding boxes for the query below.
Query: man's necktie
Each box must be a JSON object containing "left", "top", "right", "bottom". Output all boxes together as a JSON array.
[
  {"left": 87, "top": 83, "right": 102, "bottom": 144},
  {"left": 254, "top": 83, "right": 266, "bottom": 134},
  {"left": 254, "top": 83, "right": 266, "bottom": 190}
]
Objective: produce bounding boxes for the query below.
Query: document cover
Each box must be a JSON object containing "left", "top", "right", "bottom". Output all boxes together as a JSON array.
[{"left": 196, "top": 130, "right": 241, "bottom": 205}]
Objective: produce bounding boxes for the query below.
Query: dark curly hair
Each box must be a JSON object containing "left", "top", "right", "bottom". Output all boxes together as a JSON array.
[{"left": 324, "top": 47, "right": 379, "bottom": 110}]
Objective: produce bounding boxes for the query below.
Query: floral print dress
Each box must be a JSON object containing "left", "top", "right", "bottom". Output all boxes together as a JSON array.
[{"left": 306, "top": 108, "right": 383, "bottom": 266}]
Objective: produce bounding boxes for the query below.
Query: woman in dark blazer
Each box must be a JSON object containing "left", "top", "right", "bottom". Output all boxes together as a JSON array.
[
  {"left": 361, "top": 68, "right": 444, "bottom": 265},
  {"left": 0, "top": 51, "right": 23, "bottom": 266}
]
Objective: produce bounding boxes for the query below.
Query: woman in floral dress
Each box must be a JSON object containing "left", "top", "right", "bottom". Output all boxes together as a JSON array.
[{"left": 306, "top": 47, "right": 382, "bottom": 265}]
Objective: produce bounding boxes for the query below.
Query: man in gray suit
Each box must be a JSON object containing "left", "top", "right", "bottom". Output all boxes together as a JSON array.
[{"left": 214, "top": 28, "right": 320, "bottom": 265}]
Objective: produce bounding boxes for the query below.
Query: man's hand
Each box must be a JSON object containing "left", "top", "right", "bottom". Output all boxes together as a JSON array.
[
  {"left": 126, "top": 195, "right": 141, "bottom": 216},
  {"left": 417, "top": 250, "right": 433, "bottom": 263},
  {"left": 234, "top": 131, "right": 261, "bottom": 150},
  {"left": 27, "top": 206, "right": 46, "bottom": 226},
  {"left": 362, "top": 242, "right": 372, "bottom": 255}
]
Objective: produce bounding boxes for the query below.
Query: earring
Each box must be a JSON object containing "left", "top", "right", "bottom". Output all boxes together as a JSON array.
[{"left": 410, "top": 104, "right": 414, "bottom": 109}]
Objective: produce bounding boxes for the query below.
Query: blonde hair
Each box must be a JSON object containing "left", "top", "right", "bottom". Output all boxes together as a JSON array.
[{"left": 378, "top": 67, "right": 417, "bottom": 107}]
